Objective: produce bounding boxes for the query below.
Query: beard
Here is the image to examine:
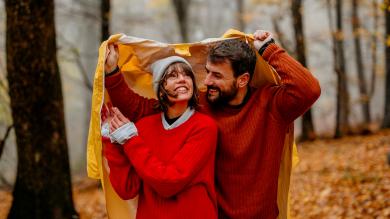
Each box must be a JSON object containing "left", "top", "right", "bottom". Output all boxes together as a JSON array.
[{"left": 206, "top": 81, "right": 238, "bottom": 106}]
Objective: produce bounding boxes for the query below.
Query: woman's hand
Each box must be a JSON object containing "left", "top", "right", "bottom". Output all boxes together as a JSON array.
[
  {"left": 109, "top": 107, "right": 130, "bottom": 133},
  {"left": 105, "top": 43, "right": 119, "bottom": 74}
]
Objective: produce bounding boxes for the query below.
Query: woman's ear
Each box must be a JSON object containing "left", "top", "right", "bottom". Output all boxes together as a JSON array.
[{"left": 237, "top": 72, "right": 250, "bottom": 88}]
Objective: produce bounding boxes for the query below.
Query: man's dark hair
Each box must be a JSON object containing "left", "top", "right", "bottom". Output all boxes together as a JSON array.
[
  {"left": 208, "top": 39, "right": 257, "bottom": 80},
  {"left": 156, "top": 62, "right": 199, "bottom": 112}
]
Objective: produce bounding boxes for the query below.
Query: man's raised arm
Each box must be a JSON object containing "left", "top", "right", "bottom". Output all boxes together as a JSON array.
[{"left": 254, "top": 30, "right": 321, "bottom": 124}]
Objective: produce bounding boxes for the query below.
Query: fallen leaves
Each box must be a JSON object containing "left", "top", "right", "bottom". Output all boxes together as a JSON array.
[
  {"left": 290, "top": 130, "right": 390, "bottom": 219},
  {"left": 72, "top": 177, "right": 107, "bottom": 219},
  {"left": 0, "top": 130, "right": 389, "bottom": 219},
  {"left": 0, "top": 189, "right": 12, "bottom": 219}
]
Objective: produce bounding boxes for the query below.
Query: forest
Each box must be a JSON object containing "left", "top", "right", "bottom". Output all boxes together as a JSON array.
[{"left": 0, "top": 0, "right": 389, "bottom": 218}]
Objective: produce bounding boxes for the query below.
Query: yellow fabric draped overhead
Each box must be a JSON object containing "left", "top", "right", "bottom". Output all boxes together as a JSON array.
[{"left": 87, "top": 29, "right": 299, "bottom": 219}]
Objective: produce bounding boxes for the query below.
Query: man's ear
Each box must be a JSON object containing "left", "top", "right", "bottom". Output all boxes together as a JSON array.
[{"left": 237, "top": 72, "right": 250, "bottom": 88}]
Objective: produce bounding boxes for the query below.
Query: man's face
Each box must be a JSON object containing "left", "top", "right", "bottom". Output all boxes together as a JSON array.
[{"left": 204, "top": 60, "right": 238, "bottom": 105}]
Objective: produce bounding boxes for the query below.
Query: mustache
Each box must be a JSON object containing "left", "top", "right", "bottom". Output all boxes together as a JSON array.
[{"left": 207, "top": 85, "right": 220, "bottom": 92}]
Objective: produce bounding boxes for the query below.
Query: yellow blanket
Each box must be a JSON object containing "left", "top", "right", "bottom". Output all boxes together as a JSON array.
[{"left": 87, "top": 29, "right": 299, "bottom": 219}]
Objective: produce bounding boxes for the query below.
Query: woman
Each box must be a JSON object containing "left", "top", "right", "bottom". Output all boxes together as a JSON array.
[{"left": 102, "top": 55, "right": 218, "bottom": 219}]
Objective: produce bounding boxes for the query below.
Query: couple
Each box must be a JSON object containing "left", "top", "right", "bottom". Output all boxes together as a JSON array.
[{"left": 102, "top": 30, "right": 321, "bottom": 219}]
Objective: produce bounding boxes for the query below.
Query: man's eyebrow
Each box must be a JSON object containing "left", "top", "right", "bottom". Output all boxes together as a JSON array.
[{"left": 205, "top": 66, "right": 218, "bottom": 74}]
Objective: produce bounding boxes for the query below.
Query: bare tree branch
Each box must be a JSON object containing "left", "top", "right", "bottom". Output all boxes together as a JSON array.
[
  {"left": 0, "top": 124, "right": 13, "bottom": 160},
  {"left": 58, "top": 35, "right": 93, "bottom": 92},
  {"left": 56, "top": 1, "right": 100, "bottom": 21},
  {"left": 74, "top": 50, "right": 93, "bottom": 91},
  {"left": 271, "top": 15, "right": 295, "bottom": 56}
]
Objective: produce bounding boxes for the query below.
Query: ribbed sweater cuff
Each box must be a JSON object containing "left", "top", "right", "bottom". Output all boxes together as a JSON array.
[{"left": 262, "top": 43, "right": 280, "bottom": 62}]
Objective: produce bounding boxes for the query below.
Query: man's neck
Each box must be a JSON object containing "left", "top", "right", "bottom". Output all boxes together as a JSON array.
[
  {"left": 166, "top": 102, "right": 189, "bottom": 119},
  {"left": 228, "top": 86, "right": 249, "bottom": 106}
]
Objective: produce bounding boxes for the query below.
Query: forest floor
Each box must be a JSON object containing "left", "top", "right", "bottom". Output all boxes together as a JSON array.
[{"left": 0, "top": 130, "right": 389, "bottom": 219}]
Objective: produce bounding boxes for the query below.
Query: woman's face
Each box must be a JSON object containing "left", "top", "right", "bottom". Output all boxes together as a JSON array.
[{"left": 162, "top": 63, "right": 194, "bottom": 104}]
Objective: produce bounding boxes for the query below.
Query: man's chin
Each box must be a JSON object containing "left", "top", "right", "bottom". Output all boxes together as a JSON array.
[
  {"left": 207, "top": 93, "right": 218, "bottom": 102},
  {"left": 206, "top": 95, "right": 223, "bottom": 106}
]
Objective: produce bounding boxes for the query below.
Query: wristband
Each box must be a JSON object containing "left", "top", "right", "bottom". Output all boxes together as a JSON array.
[
  {"left": 105, "top": 66, "right": 120, "bottom": 77},
  {"left": 258, "top": 39, "right": 275, "bottom": 56}
]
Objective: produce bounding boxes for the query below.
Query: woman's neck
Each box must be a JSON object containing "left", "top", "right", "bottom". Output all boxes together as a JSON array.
[{"left": 166, "top": 102, "right": 189, "bottom": 119}]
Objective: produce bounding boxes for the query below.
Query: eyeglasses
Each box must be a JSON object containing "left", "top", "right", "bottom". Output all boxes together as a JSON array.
[{"left": 165, "top": 71, "right": 192, "bottom": 81}]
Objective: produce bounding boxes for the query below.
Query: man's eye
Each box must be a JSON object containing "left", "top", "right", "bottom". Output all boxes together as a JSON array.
[{"left": 214, "top": 74, "right": 222, "bottom": 79}]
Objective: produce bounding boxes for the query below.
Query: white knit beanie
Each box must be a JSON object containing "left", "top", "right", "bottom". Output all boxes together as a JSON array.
[{"left": 150, "top": 56, "right": 192, "bottom": 94}]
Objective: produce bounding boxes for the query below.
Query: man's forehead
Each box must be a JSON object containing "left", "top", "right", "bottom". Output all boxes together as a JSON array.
[{"left": 206, "top": 60, "right": 232, "bottom": 71}]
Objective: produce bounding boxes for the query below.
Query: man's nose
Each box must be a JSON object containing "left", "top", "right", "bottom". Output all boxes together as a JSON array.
[{"left": 204, "top": 74, "right": 213, "bottom": 86}]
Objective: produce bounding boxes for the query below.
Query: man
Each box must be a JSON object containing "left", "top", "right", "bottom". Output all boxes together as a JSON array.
[{"left": 104, "top": 30, "right": 321, "bottom": 218}]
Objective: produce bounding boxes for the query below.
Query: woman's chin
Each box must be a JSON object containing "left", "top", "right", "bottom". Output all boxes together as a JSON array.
[{"left": 170, "top": 95, "right": 192, "bottom": 104}]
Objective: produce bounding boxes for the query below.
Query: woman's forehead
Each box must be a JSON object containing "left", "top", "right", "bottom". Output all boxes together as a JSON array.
[{"left": 166, "top": 62, "right": 189, "bottom": 72}]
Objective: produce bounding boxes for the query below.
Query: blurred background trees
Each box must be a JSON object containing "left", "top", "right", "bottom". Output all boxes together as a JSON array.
[
  {"left": 172, "top": 0, "right": 191, "bottom": 42},
  {"left": 291, "top": 0, "right": 316, "bottom": 141},
  {"left": 101, "top": 0, "right": 111, "bottom": 41},
  {"left": 0, "top": 0, "right": 389, "bottom": 216},
  {"left": 383, "top": 0, "right": 390, "bottom": 128}
]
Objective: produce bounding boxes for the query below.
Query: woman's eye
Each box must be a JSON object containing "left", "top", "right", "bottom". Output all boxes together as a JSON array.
[{"left": 168, "top": 73, "right": 178, "bottom": 78}]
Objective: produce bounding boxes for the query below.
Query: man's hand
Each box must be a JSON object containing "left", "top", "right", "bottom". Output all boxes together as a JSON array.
[
  {"left": 253, "top": 30, "right": 274, "bottom": 51},
  {"left": 105, "top": 43, "right": 119, "bottom": 74}
]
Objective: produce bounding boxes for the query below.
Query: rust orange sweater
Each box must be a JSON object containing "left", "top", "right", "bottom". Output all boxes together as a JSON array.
[{"left": 105, "top": 44, "right": 321, "bottom": 218}]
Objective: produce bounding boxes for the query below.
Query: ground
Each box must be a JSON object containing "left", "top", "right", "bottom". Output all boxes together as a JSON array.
[
  {"left": 290, "top": 130, "right": 390, "bottom": 219},
  {"left": 0, "top": 130, "right": 389, "bottom": 219}
]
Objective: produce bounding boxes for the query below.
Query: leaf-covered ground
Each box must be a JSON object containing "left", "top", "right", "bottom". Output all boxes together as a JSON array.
[
  {"left": 1, "top": 130, "right": 389, "bottom": 219},
  {"left": 290, "top": 130, "right": 390, "bottom": 219}
]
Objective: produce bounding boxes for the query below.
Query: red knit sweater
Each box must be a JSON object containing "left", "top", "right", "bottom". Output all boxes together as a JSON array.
[
  {"left": 105, "top": 44, "right": 321, "bottom": 219},
  {"left": 103, "top": 112, "right": 218, "bottom": 219}
]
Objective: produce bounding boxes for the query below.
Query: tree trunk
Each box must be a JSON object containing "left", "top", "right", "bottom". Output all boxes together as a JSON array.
[
  {"left": 101, "top": 0, "right": 110, "bottom": 41},
  {"left": 370, "top": 0, "right": 379, "bottom": 98},
  {"left": 383, "top": 0, "right": 390, "bottom": 128},
  {"left": 352, "top": 0, "right": 371, "bottom": 131},
  {"left": 172, "top": 0, "right": 191, "bottom": 42},
  {"left": 236, "top": 0, "right": 245, "bottom": 31},
  {"left": 5, "top": 1, "right": 78, "bottom": 218},
  {"left": 328, "top": 0, "right": 350, "bottom": 137},
  {"left": 291, "top": 0, "right": 316, "bottom": 141}
]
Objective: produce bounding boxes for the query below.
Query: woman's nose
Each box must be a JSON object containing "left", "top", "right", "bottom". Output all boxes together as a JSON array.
[{"left": 176, "top": 73, "right": 187, "bottom": 82}]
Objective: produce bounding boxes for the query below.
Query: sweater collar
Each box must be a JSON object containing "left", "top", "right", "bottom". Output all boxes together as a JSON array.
[
  {"left": 228, "top": 86, "right": 252, "bottom": 109},
  {"left": 208, "top": 86, "right": 252, "bottom": 111},
  {"left": 161, "top": 107, "right": 195, "bottom": 130}
]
